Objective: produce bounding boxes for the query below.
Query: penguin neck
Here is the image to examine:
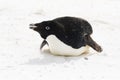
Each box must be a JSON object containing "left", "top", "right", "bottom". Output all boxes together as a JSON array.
[{"left": 52, "top": 30, "right": 67, "bottom": 43}]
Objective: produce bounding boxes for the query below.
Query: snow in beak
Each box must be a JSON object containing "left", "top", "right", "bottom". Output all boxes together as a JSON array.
[{"left": 29, "top": 24, "right": 36, "bottom": 29}]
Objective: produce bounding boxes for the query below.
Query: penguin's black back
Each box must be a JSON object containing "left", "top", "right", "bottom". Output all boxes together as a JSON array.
[
  {"left": 52, "top": 16, "right": 93, "bottom": 49},
  {"left": 53, "top": 16, "right": 93, "bottom": 35}
]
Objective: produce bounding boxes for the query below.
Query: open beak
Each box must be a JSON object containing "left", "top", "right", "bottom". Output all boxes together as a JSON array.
[{"left": 29, "top": 24, "right": 36, "bottom": 29}]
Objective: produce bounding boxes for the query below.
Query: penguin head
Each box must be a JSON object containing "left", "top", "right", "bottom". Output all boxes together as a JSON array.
[{"left": 30, "top": 21, "right": 64, "bottom": 39}]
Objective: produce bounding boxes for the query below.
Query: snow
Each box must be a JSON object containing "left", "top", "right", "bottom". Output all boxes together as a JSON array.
[{"left": 0, "top": 0, "right": 120, "bottom": 80}]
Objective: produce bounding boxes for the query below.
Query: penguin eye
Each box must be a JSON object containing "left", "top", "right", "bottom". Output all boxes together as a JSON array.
[{"left": 45, "top": 26, "right": 50, "bottom": 30}]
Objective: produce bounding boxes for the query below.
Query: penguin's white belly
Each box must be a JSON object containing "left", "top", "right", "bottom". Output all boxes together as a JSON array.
[{"left": 46, "top": 35, "right": 89, "bottom": 56}]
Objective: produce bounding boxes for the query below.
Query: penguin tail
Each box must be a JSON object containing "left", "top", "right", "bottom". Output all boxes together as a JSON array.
[{"left": 85, "top": 35, "right": 103, "bottom": 52}]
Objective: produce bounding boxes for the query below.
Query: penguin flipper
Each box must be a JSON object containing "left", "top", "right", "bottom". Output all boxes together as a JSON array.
[
  {"left": 40, "top": 40, "right": 48, "bottom": 50},
  {"left": 85, "top": 35, "right": 103, "bottom": 52}
]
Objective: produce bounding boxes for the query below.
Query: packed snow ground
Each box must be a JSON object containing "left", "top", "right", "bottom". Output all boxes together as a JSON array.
[{"left": 0, "top": 0, "right": 120, "bottom": 80}]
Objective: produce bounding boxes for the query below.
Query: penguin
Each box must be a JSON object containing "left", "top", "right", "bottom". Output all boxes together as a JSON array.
[{"left": 30, "top": 16, "right": 102, "bottom": 56}]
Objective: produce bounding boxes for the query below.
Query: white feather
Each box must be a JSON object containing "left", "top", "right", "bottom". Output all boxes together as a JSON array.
[{"left": 46, "top": 35, "right": 89, "bottom": 56}]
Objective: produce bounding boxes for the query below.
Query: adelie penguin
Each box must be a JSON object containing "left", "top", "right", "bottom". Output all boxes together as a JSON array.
[{"left": 30, "top": 16, "right": 103, "bottom": 56}]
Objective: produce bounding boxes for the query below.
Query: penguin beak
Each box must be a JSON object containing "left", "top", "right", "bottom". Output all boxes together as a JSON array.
[{"left": 29, "top": 24, "right": 36, "bottom": 30}]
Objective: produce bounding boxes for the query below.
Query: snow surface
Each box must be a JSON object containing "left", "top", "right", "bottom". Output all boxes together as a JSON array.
[{"left": 0, "top": 0, "right": 120, "bottom": 80}]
